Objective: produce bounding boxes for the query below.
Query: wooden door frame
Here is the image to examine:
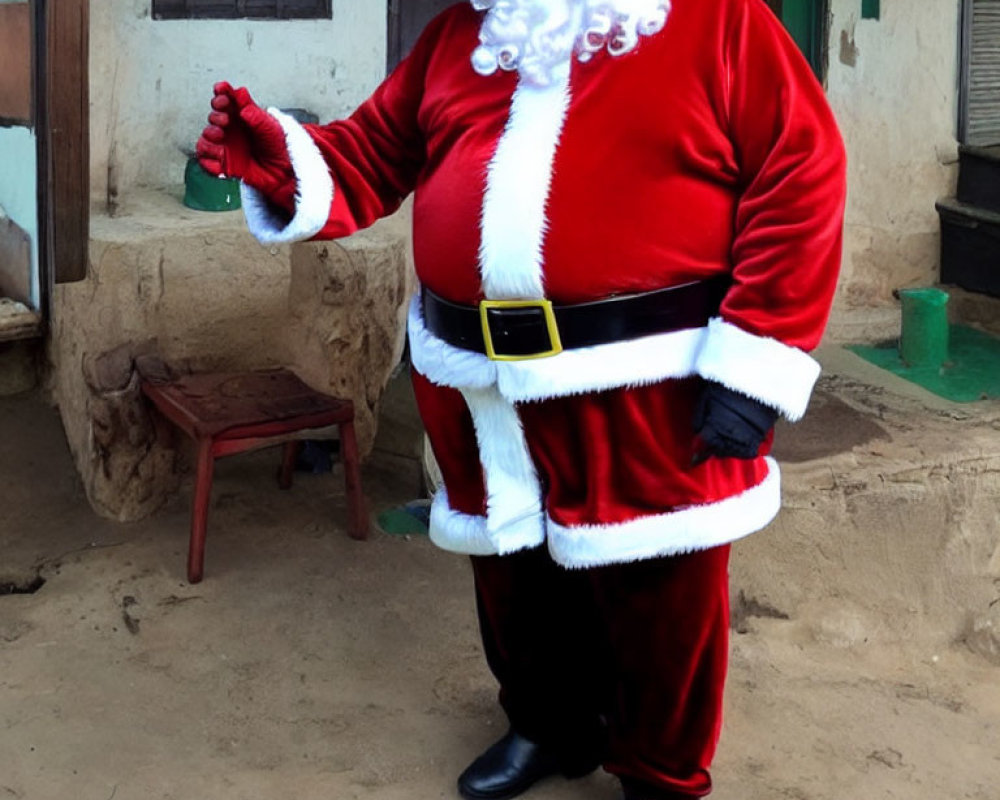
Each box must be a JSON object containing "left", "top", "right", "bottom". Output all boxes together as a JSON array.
[
  {"left": 387, "top": 0, "right": 401, "bottom": 71},
  {"left": 35, "top": 0, "right": 89, "bottom": 311}
]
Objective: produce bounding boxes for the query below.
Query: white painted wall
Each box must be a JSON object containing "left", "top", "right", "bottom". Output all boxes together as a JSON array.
[
  {"left": 0, "top": 126, "right": 39, "bottom": 307},
  {"left": 89, "top": 0, "right": 387, "bottom": 204},
  {"left": 824, "top": 0, "right": 960, "bottom": 334}
]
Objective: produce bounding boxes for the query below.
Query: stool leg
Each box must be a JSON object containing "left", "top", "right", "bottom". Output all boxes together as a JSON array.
[
  {"left": 338, "top": 421, "right": 368, "bottom": 540},
  {"left": 278, "top": 441, "right": 301, "bottom": 490},
  {"left": 188, "top": 438, "right": 215, "bottom": 584}
]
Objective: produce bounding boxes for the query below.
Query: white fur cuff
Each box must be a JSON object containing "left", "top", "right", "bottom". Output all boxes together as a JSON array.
[
  {"left": 694, "top": 318, "right": 821, "bottom": 422},
  {"left": 241, "top": 108, "right": 334, "bottom": 245}
]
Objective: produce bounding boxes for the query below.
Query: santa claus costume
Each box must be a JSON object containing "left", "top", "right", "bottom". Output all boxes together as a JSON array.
[{"left": 204, "top": 0, "right": 846, "bottom": 796}]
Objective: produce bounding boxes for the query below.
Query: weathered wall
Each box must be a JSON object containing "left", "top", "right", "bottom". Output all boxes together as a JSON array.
[
  {"left": 88, "top": 0, "right": 387, "bottom": 205},
  {"left": 824, "top": 0, "right": 961, "bottom": 342},
  {"left": 0, "top": 127, "right": 39, "bottom": 307}
]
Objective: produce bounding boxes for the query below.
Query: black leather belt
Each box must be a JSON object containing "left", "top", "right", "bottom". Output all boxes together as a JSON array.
[{"left": 421, "top": 276, "right": 729, "bottom": 361}]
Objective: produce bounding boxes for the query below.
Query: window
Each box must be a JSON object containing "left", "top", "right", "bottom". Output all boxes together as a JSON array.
[{"left": 152, "top": 0, "right": 332, "bottom": 20}]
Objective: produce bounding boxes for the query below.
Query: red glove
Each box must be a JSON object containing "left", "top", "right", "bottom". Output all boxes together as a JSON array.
[{"left": 196, "top": 82, "right": 296, "bottom": 214}]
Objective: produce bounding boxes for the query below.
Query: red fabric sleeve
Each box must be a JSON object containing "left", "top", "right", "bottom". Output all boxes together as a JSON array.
[
  {"left": 301, "top": 13, "right": 449, "bottom": 239},
  {"left": 722, "top": 0, "right": 847, "bottom": 351}
]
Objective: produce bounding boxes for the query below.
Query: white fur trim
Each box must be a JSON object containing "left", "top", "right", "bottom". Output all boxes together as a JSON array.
[
  {"left": 428, "top": 489, "right": 545, "bottom": 556},
  {"left": 478, "top": 71, "right": 572, "bottom": 300},
  {"left": 428, "top": 490, "right": 497, "bottom": 555},
  {"left": 694, "top": 318, "right": 821, "bottom": 422},
  {"left": 408, "top": 292, "right": 709, "bottom": 401},
  {"left": 460, "top": 385, "right": 547, "bottom": 554},
  {"left": 407, "top": 294, "right": 497, "bottom": 390},
  {"left": 240, "top": 108, "right": 334, "bottom": 245},
  {"left": 547, "top": 457, "right": 782, "bottom": 568},
  {"left": 496, "top": 326, "right": 707, "bottom": 401}
]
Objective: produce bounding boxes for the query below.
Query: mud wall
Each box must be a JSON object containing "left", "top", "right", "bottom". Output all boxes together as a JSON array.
[{"left": 824, "top": 0, "right": 960, "bottom": 342}]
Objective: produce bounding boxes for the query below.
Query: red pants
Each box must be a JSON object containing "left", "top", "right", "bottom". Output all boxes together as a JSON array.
[{"left": 470, "top": 543, "right": 731, "bottom": 798}]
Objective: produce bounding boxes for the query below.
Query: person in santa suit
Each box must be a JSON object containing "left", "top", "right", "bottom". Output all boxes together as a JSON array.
[{"left": 197, "top": 0, "right": 846, "bottom": 797}]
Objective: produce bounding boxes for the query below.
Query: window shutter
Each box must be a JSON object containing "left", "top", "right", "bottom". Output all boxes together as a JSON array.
[
  {"left": 152, "top": 0, "right": 331, "bottom": 20},
  {"left": 151, "top": 0, "right": 187, "bottom": 18},
  {"left": 965, "top": 0, "right": 1000, "bottom": 145}
]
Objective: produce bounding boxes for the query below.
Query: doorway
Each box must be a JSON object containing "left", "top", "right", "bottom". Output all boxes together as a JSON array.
[
  {"left": 0, "top": 0, "right": 89, "bottom": 341},
  {"left": 387, "top": 0, "right": 457, "bottom": 70},
  {"left": 0, "top": 0, "right": 40, "bottom": 338},
  {"left": 766, "top": 0, "right": 828, "bottom": 80}
]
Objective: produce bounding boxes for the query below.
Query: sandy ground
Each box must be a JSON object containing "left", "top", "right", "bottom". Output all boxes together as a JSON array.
[{"left": 2, "top": 377, "right": 999, "bottom": 800}]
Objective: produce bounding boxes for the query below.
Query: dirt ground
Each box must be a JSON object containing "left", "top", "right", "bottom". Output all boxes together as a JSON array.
[{"left": 2, "top": 370, "right": 999, "bottom": 800}]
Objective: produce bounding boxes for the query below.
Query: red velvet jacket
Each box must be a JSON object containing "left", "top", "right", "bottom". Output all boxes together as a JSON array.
[{"left": 242, "top": 0, "right": 847, "bottom": 566}]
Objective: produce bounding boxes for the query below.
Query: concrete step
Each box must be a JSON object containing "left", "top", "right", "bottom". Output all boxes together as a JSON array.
[
  {"left": 936, "top": 197, "right": 1000, "bottom": 297},
  {"left": 957, "top": 144, "right": 1000, "bottom": 214}
]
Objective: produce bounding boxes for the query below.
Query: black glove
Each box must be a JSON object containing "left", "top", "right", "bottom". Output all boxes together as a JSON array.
[{"left": 692, "top": 382, "right": 779, "bottom": 465}]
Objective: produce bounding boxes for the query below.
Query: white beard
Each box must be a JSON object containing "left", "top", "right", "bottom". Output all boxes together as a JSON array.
[{"left": 470, "top": 0, "right": 670, "bottom": 87}]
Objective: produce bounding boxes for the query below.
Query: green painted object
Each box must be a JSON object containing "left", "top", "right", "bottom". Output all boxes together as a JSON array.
[
  {"left": 849, "top": 324, "right": 1000, "bottom": 403},
  {"left": 778, "top": 0, "right": 824, "bottom": 78},
  {"left": 376, "top": 501, "right": 431, "bottom": 537},
  {"left": 183, "top": 158, "right": 241, "bottom": 212},
  {"left": 899, "top": 288, "right": 949, "bottom": 368}
]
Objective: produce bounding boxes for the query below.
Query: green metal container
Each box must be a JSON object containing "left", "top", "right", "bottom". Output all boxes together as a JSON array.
[
  {"left": 898, "top": 288, "right": 949, "bottom": 368},
  {"left": 183, "top": 158, "right": 241, "bottom": 212}
]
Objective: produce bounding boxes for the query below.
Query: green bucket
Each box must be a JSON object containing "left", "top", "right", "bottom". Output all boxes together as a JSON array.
[
  {"left": 183, "top": 158, "right": 241, "bottom": 212},
  {"left": 898, "top": 287, "right": 949, "bottom": 368}
]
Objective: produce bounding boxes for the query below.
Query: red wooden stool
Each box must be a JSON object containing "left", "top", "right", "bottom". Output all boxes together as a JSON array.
[{"left": 141, "top": 368, "right": 368, "bottom": 583}]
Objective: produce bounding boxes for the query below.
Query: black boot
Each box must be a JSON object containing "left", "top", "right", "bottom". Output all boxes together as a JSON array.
[{"left": 457, "top": 728, "right": 596, "bottom": 800}]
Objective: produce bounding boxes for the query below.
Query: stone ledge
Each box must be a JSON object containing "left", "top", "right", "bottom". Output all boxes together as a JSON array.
[{"left": 52, "top": 190, "right": 413, "bottom": 522}]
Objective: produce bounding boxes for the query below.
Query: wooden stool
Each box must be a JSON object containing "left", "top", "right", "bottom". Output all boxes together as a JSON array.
[{"left": 141, "top": 368, "right": 368, "bottom": 583}]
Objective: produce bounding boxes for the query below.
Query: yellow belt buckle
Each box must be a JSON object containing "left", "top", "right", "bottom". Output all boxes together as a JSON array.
[{"left": 479, "top": 299, "right": 564, "bottom": 361}]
